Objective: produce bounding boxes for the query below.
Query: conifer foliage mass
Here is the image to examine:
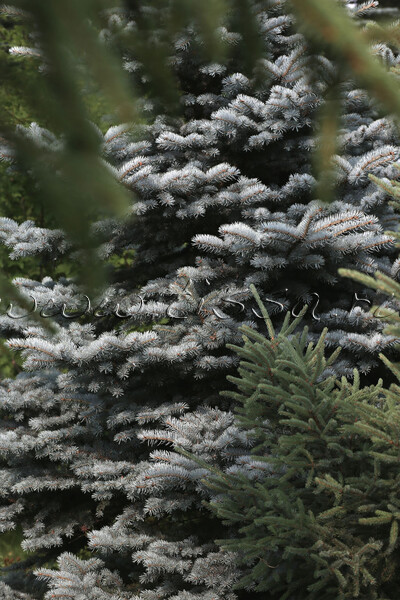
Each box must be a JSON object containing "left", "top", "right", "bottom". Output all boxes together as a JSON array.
[
  {"left": 0, "top": 0, "right": 400, "bottom": 598},
  {"left": 204, "top": 286, "right": 400, "bottom": 599}
]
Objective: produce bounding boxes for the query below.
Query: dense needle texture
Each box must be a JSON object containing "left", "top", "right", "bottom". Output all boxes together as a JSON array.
[
  {"left": 0, "top": 1, "right": 399, "bottom": 598},
  {"left": 205, "top": 287, "right": 400, "bottom": 599}
]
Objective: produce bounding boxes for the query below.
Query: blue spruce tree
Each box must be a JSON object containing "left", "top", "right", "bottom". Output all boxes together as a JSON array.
[{"left": 0, "top": 0, "right": 400, "bottom": 598}]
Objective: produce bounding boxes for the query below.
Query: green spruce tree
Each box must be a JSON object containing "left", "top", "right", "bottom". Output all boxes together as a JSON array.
[{"left": 201, "top": 285, "right": 400, "bottom": 599}]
